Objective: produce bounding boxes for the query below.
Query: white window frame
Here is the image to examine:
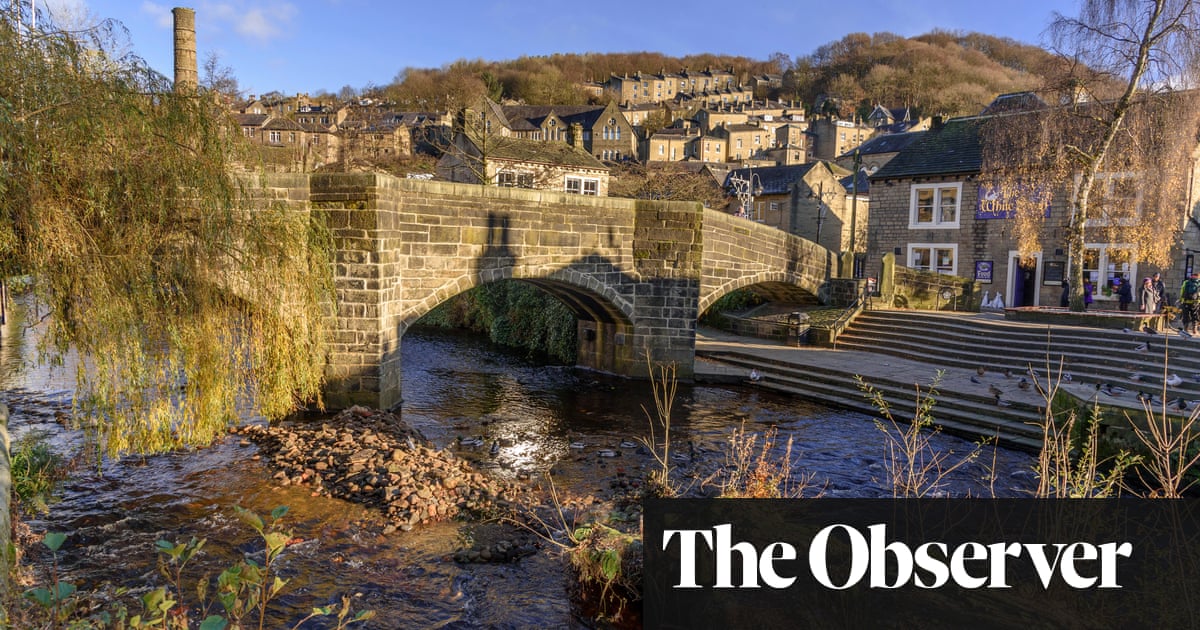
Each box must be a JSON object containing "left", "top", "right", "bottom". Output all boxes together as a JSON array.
[
  {"left": 1078, "top": 243, "right": 1137, "bottom": 299},
  {"left": 1084, "top": 172, "right": 1142, "bottom": 227},
  {"left": 908, "top": 182, "right": 963, "bottom": 229},
  {"left": 268, "top": 130, "right": 281, "bottom": 143},
  {"left": 565, "top": 176, "right": 600, "bottom": 196},
  {"left": 908, "top": 243, "right": 959, "bottom": 276}
]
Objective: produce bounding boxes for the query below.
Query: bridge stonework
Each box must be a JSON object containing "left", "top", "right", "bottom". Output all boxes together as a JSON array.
[{"left": 294, "top": 173, "right": 829, "bottom": 410}]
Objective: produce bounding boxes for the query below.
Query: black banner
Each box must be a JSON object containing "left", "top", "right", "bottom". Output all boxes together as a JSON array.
[{"left": 644, "top": 499, "right": 1200, "bottom": 629}]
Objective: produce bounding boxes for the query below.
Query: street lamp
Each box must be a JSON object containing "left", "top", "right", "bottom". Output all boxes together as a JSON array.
[{"left": 729, "top": 168, "right": 763, "bottom": 221}]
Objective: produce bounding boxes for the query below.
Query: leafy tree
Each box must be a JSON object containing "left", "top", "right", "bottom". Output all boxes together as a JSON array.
[
  {"left": 979, "top": 0, "right": 1200, "bottom": 311},
  {"left": 0, "top": 4, "right": 332, "bottom": 457}
]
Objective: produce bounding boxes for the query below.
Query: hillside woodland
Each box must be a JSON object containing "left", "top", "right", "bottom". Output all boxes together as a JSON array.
[{"left": 369, "top": 31, "right": 1063, "bottom": 119}]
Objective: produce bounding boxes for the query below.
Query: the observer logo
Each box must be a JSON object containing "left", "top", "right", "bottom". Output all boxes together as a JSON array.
[{"left": 662, "top": 523, "right": 1133, "bottom": 590}]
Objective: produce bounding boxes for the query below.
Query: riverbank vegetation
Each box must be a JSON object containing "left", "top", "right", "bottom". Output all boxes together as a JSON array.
[
  {"left": 1, "top": 3, "right": 334, "bottom": 460},
  {"left": 416, "top": 281, "right": 578, "bottom": 364}
]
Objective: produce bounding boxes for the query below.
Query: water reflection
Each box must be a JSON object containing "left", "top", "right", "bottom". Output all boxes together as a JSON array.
[{"left": 5, "top": 317, "right": 1036, "bottom": 627}]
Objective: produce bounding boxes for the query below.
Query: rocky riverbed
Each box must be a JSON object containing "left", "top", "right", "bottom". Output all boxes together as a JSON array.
[{"left": 235, "top": 406, "right": 537, "bottom": 536}]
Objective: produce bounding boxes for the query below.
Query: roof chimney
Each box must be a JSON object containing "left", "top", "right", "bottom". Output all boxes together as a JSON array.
[{"left": 172, "top": 7, "right": 197, "bottom": 93}]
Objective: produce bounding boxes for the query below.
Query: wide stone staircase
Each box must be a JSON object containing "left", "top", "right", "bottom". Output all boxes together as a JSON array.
[{"left": 697, "top": 309, "right": 1200, "bottom": 453}]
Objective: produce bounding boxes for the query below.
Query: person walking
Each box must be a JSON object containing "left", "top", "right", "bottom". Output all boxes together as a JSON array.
[
  {"left": 1083, "top": 279, "right": 1094, "bottom": 310},
  {"left": 1152, "top": 272, "right": 1168, "bottom": 312},
  {"left": 1140, "top": 277, "right": 1160, "bottom": 314},
  {"left": 1180, "top": 271, "right": 1200, "bottom": 334},
  {"left": 1116, "top": 276, "right": 1133, "bottom": 311}
]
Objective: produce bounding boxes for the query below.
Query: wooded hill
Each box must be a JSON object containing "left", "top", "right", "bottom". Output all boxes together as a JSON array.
[{"left": 370, "top": 30, "right": 1061, "bottom": 119}]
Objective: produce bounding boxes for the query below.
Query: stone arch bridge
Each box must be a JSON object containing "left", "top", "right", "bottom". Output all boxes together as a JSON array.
[{"left": 265, "top": 173, "right": 835, "bottom": 409}]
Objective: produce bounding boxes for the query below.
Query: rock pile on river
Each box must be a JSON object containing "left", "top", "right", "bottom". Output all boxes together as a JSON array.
[{"left": 235, "top": 406, "right": 529, "bottom": 532}]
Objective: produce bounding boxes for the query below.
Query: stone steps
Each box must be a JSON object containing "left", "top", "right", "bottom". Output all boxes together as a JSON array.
[
  {"left": 836, "top": 310, "right": 1200, "bottom": 399},
  {"left": 696, "top": 349, "right": 1046, "bottom": 452}
]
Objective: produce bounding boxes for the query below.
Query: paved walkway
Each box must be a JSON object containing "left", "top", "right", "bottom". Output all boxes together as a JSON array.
[{"left": 694, "top": 323, "right": 1147, "bottom": 414}]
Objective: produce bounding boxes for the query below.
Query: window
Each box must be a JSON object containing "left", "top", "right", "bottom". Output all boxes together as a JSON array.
[
  {"left": 909, "top": 244, "right": 958, "bottom": 275},
  {"left": 1083, "top": 244, "right": 1136, "bottom": 296},
  {"left": 288, "top": 132, "right": 296, "bottom": 143},
  {"left": 243, "top": 127, "right": 254, "bottom": 137},
  {"left": 658, "top": 144, "right": 664, "bottom": 155},
  {"left": 737, "top": 138, "right": 743, "bottom": 149},
  {"left": 268, "top": 130, "right": 281, "bottom": 143},
  {"left": 565, "top": 176, "right": 599, "bottom": 196},
  {"left": 769, "top": 202, "right": 779, "bottom": 213},
  {"left": 498, "top": 172, "right": 534, "bottom": 188},
  {"left": 909, "top": 183, "right": 962, "bottom": 228},
  {"left": 1088, "top": 173, "right": 1142, "bottom": 225}
]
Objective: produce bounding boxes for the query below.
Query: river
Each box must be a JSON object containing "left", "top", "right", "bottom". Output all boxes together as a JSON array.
[{"left": 1, "top": 302, "right": 1037, "bottom": 627}]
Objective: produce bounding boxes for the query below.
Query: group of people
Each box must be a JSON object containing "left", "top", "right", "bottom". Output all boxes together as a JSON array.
[{"left": 1064, "top": 272, "right": 1172, "bottom": 314}]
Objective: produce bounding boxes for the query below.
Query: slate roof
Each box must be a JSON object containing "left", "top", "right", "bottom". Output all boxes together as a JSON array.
[
  {"left": 501, "top": 105, "right": 611, "bottom": 131},
  {"left": 723, "top": 163, "right": 819, "bottom": 196},
  {"left": 262, "top": 117, "right": 306, "bottom": 131},
  {"left": 869, "top": 117, "right": 983, "bottom": 180},
  {"left": 840, "top": 169, "right": 871, "bottom": 195},
  {"left": 843, "top": 130, "right": 926, "bottom": 158},
  {"left": 480, "top": 137, "right": 608, "bottom": 171},
  {"left": 235, "top": 113, "right": 269, "bottom": 127}
]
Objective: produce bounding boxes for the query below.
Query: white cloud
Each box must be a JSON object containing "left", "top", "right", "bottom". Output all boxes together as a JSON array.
[
  {"left": 202, "top": 1, "right": 297, "bottom": 45},
  {"left": 139, "top": 1, "right": 173, "bottom": 28}
]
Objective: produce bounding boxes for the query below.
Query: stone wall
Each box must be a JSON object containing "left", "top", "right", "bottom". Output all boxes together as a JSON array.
[{"left": 281, "top": 173, "right": 830, "bottom": 409}]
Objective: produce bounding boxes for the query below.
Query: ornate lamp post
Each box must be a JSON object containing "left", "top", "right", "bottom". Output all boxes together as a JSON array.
[{"left": 729, "top": 168, "right": 763, "bottom": 221}]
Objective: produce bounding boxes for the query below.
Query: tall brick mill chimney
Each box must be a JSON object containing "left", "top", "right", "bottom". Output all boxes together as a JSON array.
[{"left": 172, "top": 7, "right": 197, "bottom": 93}]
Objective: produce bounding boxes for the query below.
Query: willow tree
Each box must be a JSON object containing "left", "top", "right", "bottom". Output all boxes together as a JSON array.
[
  {"left": 0, "top": 5, "right": 333, "bottom": 457},
  {"left": 980, "top": 0, "right": 1200, "bottom": 311}
]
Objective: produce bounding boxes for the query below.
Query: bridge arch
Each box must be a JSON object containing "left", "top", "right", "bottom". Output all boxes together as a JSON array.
[{"left": 294, "top": 173, "right": 833, "bottom": 410}]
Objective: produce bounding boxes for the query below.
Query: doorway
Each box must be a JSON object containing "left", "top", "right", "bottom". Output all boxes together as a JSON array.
[{"left": 1008, "top": 252, "right": 1041, "bottom": 307}]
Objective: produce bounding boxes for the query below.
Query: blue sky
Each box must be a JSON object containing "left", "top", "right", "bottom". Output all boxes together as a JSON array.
[{"left": 40, "top": 0, "right": 1082, "bottom": 98}]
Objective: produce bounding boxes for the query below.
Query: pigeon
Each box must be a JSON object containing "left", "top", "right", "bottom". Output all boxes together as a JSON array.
[
  {"left": 977, "top": 366, "right": 987, "bottom": 376},
  {"left": 1144, "top": 324, "right": 1158, "bottom": 335},
  {"left": 749, "top": 369, "right": 762, "bottom": 382},
  {"left": 1134, "top": 342, "right": 1150, "bottom": 353},
  {"left": 490, "top": 440, "right": 500, "bottom": 456},
  {"left": 989, "top": 384, "right": 1004, "bottom": 397},
  {"left": 1063, "top": 373, "right": 1073, "bottom": 383},
  {"left": 1109, "top": 384, "right": 1130, "bottom": 394},
  {"left": 995, "top": 397, "right": 1012, "bottom": 407},
  {"left": 1018, "top": 378, "right": 1031, "bottom": 390},
  {"left": 970, "top": 375, "right": 983, "bottom": 384},
  {"left": 1123, "top": 327, "right": 1133, "bottom": 333},
  {"left": 1167, "top": 374, "right": 1183, "bottom": 387},
  {"left": 1130, "top": 373, "right": 1144, "bottom": 382},
  {"left": 1138, "top": 392, "right": 1152, "bottom": 403},
  {"left": 619, "top": 440, "right": 638, "bottom": 449},
  {"left": 1004, "top": 368, "right": 1014, "bottom": 378},
  {"left": 1179, "top": 328, "right": 1193, "bottom": 339},
  {"left": 1168, "top": 398, "right": 1188, "bottom": 411},
  {"left": 569, "top": 441, "right": 586, "bottom": 449}
]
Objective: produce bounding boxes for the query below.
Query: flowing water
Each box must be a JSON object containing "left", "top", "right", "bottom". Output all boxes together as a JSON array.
[{"left": 1, "top": 302, "right": 1037, "bottom": 627}]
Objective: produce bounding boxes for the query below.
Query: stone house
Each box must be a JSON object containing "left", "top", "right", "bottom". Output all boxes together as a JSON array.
[
  {"left": 711, "top": 123, "right": 773, "bottom": 163},
  {"left": 865, "top": 113, "right": 1200, "bottom": 309},
  {"left": 602, "top": 67, "right": 745, "bottom": 107},
  {"left": 809, "top": 116, "right": 875, "bottom": 161},
  {"left": 646, "top": 126, "right": 701, "bottom": 162},
  {"left": 436, "top": 132, "right": 610, "bottom": 196},
  {"left": 471, "top": 100, "right": 637, "bottom": 163},
  {"left": 723, "top": 162, "right": 857, "bottom": 252}
]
